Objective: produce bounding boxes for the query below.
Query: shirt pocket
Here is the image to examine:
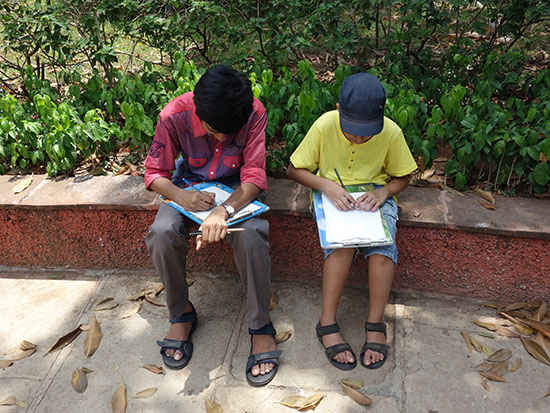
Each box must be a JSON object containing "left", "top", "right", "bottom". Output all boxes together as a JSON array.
[
  {"left": 222, "top": 155, "right": 242, "bottom": 169},
  {"left": 188, "top": 156, "right": 207, "bottom": 168}
]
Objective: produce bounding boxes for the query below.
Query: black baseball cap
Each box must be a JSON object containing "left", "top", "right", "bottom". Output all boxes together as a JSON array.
[{"left": 338, "top": 72, "right": 386, "bottom": 137}]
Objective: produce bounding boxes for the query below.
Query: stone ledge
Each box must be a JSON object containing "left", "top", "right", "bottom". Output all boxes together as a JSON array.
[{"left": 1, "top": 174, "right": 549, "bottom": 239}]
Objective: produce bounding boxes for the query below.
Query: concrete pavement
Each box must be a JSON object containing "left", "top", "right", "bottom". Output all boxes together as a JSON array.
[{"left": 1, "top": 267, "right": 549, "bottom": 413}]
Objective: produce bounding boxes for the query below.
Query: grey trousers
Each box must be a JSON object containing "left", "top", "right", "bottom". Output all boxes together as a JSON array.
[{"left": 145, "top": 203, "right": 272, "bottom": 330}]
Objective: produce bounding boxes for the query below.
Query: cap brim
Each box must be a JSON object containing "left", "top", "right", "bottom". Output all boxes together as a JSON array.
[{"left": 339, "top": 113, "right": 383, "bottom": 137}]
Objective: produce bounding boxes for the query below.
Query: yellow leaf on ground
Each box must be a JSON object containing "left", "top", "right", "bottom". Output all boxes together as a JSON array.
[
  {"left": 461, "top": 331, "right": 473, "bottom": 353},
  {"left": 275, "top": 330, "right": 292, "bottom": 344},
  {"left": 134, "top": 388, "right": 157, "bottom": 399},
  {"left": 342, "top": 384, "right": 372, "bottom": 406},
  {"left": 280, "top": 395, "right": 307, "bottom": 408},
  {"left": 299, "top": 393, "right": 325, "bottom": 410},
  {"left": 205, "top": 398, "right": 223, "bottom": 413},
  {"left": 474, "top": 188, "right": 495, "bottom": 204},
  {"left": 9, "top": 348, "right": 36, "bottom": 361},
  {"left": 341, "top": 378, "right": 364, "bottom": 390},
  {"left": 144, "top": 293, "right": 165, "bottom": 307},
  {"left": 473, "top": 320, "right": 498, "bottom": 331},
  {"left": 119, "top": 301, "right": 142, "bottom": 319},
  {"left": 83, "top": 315, "right": 102, "bottom": 357},
  {"left": 111, "top": 382, "right": 127, "bottom": 413},
  {"left": 0, "top": 396, "right": 16, "bottom": 405},
  {"left": 480, "top": 371, "right": 507, "bottom": 382},
  {"left": 142, "top": 364, "right": 165, "bottom": 375},
  {"left": 20, "top": 340, "right": 37, "bottom": 351},
  {"left": 12, "top": 176, "right": 33, "bottom": 194}
]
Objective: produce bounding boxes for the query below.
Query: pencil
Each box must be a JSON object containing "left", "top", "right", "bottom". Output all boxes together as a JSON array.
[
  {"left": 189, "top": 228, "right": 247, "bottom": 236},
  {"left": 334, "top": 168, "right": 345, "bottom": 189}
]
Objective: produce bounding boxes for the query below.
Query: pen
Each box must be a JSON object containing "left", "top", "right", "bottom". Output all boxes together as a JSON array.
[
  {"left": 334, "top": 168, "right": 345, "bottom": 189},
  {"left": 189, "top": 228, "right": 247, "bottom": 236}
]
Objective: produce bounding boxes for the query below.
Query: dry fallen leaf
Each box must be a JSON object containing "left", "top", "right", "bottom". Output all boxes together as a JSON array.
[
  {"left": 112, "top": 382, "right": 127, "bottom": 413},
  {"left": 275, "top": 330, "right": 292, "bottom": 344},
  {"left": 504, "top": 302, "right": 528, "bottom": 312},
  {"left": 508, "top": 358, "right": 522, "bottom": 372},
  {"left": 533, "top": 302, "right": 548, "bottom": 322},
  {"left": 280, "top": 395, "right": 306, "bottom": 408},
  {"left": 299, "top": 393, "right": 325, "bottom": 410},
  {"left": 518, "top": 319, "right": 550, "bottom": 339},
  {"left": 470, "top": 336, "right": 483, "bottom": 353},
  {"left": 474, "top": 188, "right": 495, "bottom": 204},
  {"left": 480, "top": 371, "right": 507, "bottom": 382},
  {"left": 268, "top": 292, "right": 279, "bottom": 311},
  {"left": 481, "top": 378, "right": 490, "bottom": 392},
  {"left": 205, "top": 398, "right": 223, "bottom": 413},
  {"left": 513, "top": 322, "right": 535, "bottom": 336},
  {"left": 341, "top": 378, "right": 364, "bottom": 390},
  {"left": 461, "top": 331, "right": 473, "bottom": 353},
  {"left": 80, "top": 324, "right": 90, "bottom": 331},
  {"left": 144, "top": 293, "right": 165, "bottom": 307},
  {"left": 71, "top": 368, "right": 90, "bottom": 393},
  {"left": 120, "top": 301, "right": 142, "bottom": 319},
  {"left": 142, "top": 364, "right": 165, "bottom": 375},
  {"left": 342, "top": 383, "right": 372, "bottom": 406},
  {"left": 488, "top": 360, "right": 509, "bottom": 377},
  {"left": 533, "top": 333, "right": 550, "bottom": 359},
  {"left": 496, "top": 327, "right": 520, "bottom": 338},
  {"left": 13, "top": 176, "right": 33, "bottom": 194},
  {"left": 477, "top": 331, "right": 495, "bottom": 339},
  {"left": 520, "top": 336, "right": 550, "bottom": 365},
  {"left": 20, "top": 340, "right": 37, "bottom": 351},
  {"left": 9, "top": 348, "right": 36, "bottom": 361},
  {"left": 487, "top": 349, "right": 512, "bottom": 363},
  {"left": 476, "top": 361, "right": 494, "bottom": 373},
  {"left": 187, "top": 278, "right": 195, "bottom": 287},
  {"left": 134, "top": 387, "right": 157, "bottom": 399},
  {"left": 473, "top": 320, "right": 498, "bottom": 331},
  {"left": 544, "top": 385, "right": 550, "bottom": 398},
  {"left": 0, "top": 360, "right": 14, "bottom": 368},
  {"left": 46, "top": 324, "right": 83, "bottom": 354},
  {"left": 95, "top": 297, "right": 119, "bottom": 311},
  {"left": 83, "top": 315, "right": 102, "bottom": 357}
]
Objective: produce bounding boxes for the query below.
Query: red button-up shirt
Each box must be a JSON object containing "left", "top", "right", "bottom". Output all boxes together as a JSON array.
[{"left": 144, "top": 92, "right": 268, "bottom": 191}]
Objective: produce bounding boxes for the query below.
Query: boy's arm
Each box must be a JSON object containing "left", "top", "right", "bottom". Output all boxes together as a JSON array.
[
  {"left": 356, "top": 175, "right": 411, "bottom": 211},
  {"left": 286, "top": 164, "right": 357, "bottom": 211}
]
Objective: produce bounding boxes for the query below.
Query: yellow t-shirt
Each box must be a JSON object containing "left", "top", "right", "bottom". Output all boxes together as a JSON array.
[{"left": 290, "top": 110, "right": 417, "bottom": 185}]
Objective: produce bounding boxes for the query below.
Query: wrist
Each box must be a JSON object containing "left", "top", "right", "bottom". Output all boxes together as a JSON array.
[{"left": 213, "top": 205, "right": 229, "bottom": 219}]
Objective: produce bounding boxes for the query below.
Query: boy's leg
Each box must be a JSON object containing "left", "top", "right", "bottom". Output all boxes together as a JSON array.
[
  {"left": 145, "top": 203, "right": 193, "bottom": 361},
  {"left": 363, "top": 253, "right": 395, "bottom": 366},
  {"left": 228, "top": 218, "right": 275, "bottom": 377},
  {"left": 319, "top": 248, "right": 356, "bottom": 364}
]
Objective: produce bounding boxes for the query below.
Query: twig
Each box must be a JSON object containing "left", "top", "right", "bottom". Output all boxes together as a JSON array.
[
  {"left": 506, "top": 156, "right": 517, "bottom": 190},
  {"left": 124, "top": 41, "right": 138, "bottom": 73},
  {"left": 493, "top": 151, "right": 505, "bottom": 191}
]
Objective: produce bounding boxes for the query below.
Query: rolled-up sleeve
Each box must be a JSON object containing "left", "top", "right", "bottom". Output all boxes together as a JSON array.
[
  {"left": 240, "top": 109, "right": 268, "bottom": 191},
  {"left": 144, "top": 118, "right": 181, "bottom": 190}
]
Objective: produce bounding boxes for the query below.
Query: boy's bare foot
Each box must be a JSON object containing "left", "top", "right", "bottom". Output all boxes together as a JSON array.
[
  {"left": 319, "top": 322, "right": 355, "bottom": 364},
  {"left": 250, "top": 334, "right": 277, "bottom": 376},
  {"left": 362, "top": 330, "right": 386, "bottom": 366}
]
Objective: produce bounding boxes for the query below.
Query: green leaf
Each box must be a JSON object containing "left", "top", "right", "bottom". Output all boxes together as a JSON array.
[
  {"left": 455, "top": 172, "right": 467, "bottom": 190},
  {"left": 532, "top": 163, "right": 550, "bottom": 186}
]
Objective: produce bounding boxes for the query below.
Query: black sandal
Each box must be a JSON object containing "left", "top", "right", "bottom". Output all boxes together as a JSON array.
[
  {"left": 360, "top": 321, "right": 388, "bottom": 369},
  {"left": 246, "top": 322, "right": 281, "bottom": 387},
  {"left": 315, "top": 322, "right": 357, "bottom": 371},
  {"left": 156, "top": 304, "right": 198, "bottom": 370}
]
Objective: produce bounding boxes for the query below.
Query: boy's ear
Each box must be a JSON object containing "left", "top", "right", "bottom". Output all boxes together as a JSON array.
[{"left": 336, "top": 103, "right": 339, "bottom": 110}]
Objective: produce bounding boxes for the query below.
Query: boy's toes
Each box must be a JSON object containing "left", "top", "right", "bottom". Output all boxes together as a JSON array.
[
  {"left": 346, "top": 351, "right": 355, "bottom": 364},
  {"left": 251, "top": 364, "right": 260, "bottom": 376},
  {"left": 173, "top": 350, "right": 183, "bottom": 361}
]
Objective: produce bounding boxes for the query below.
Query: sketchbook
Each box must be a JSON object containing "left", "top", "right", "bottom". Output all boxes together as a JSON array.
[
  {"left": 312, "top": 184, "right": 393, "bottom": 249},
  {"left": 162, "top": 181, "right": 269, "bottom": 226}
]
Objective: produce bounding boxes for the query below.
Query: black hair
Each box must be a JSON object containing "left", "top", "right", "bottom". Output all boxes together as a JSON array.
[{"left": 193, "top": 65, "right": 253, "bottom": 134}]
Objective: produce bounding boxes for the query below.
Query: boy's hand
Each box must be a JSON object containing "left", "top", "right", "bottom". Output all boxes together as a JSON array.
[
  {"left": 177, "top": 190, "right": 216, "bottom": 212},
  {"left": 195, "top": 206, "right": 228, "bottom": 250},
  {"left": 323, "top": 181, "right": 357, "bottom": 211},
  {"left": 356, "top": 187, "right": 389, "bottom": 211}
]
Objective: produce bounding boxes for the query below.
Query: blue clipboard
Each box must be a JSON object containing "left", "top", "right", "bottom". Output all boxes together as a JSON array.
[
  {"left": 312, "top": 184, "right": 393, "bottom": 249},
  {"left": 161, "top": 181, "right": 270, "bottom": 226}
]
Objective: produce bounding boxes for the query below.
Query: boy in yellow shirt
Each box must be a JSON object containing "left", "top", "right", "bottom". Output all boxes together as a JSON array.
[{"left": 287, "top": 73, "right": 417, "bottom": 370}]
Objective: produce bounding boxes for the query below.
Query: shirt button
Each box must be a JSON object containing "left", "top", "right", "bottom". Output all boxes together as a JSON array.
[
  {"left": 232, "top": 164, "right": 235, "bottom": 167},
  {"left": 210, "top": 171, "right": 214, "bottom": 175},
  {"left": 216, "top": 149, "right": 219, "bottom": 152}
]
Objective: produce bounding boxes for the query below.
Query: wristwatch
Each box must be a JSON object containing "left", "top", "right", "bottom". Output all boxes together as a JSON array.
[{"left": 221, "top": 202, "right": 235, "bottom": 218}]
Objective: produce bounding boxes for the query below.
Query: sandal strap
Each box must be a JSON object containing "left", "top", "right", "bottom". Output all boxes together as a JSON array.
[
  {"left": 248, "top": 322, "right": 276, "bottom": 337},
  {"left": 365, "top": 322, "right": 387, "bottom": 336},
  {"left": 325, "top": 343, "right": 353, "bottom": 359},
  {"left": 246, "top": 350, "right": 281, "bottom": 373},
  {"left": 157, "top": 339, "right": 193, "bottom": 354},
  {"left": 316, "top": 322, "right": 340, "bottom": 337},
  {"left": 361, "top": 341, "right": 388, "bottom": 355},
  {"left": 170, "top": 304, "right": 197, "bottom": 324}
]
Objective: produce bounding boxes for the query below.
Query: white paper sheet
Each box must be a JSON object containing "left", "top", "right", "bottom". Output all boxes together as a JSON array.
[
  {"left": 322, "top": 192, "right": 387, "bottom": 244},
  {"left": 190, "top": 187, "right": 261, "bottom": 223}
]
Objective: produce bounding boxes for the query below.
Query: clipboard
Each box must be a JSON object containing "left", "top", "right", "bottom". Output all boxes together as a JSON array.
[
  {"left": 161, "top": 181, "right": 270, "bottom": 226},
  {"left": 312, "top": 183, "right": 393, "bottom": 249}
]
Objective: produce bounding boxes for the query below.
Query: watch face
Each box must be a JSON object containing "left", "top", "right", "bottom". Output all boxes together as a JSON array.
[{"left": 224, "top": 204, "right": 235, "bottom": 217}]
